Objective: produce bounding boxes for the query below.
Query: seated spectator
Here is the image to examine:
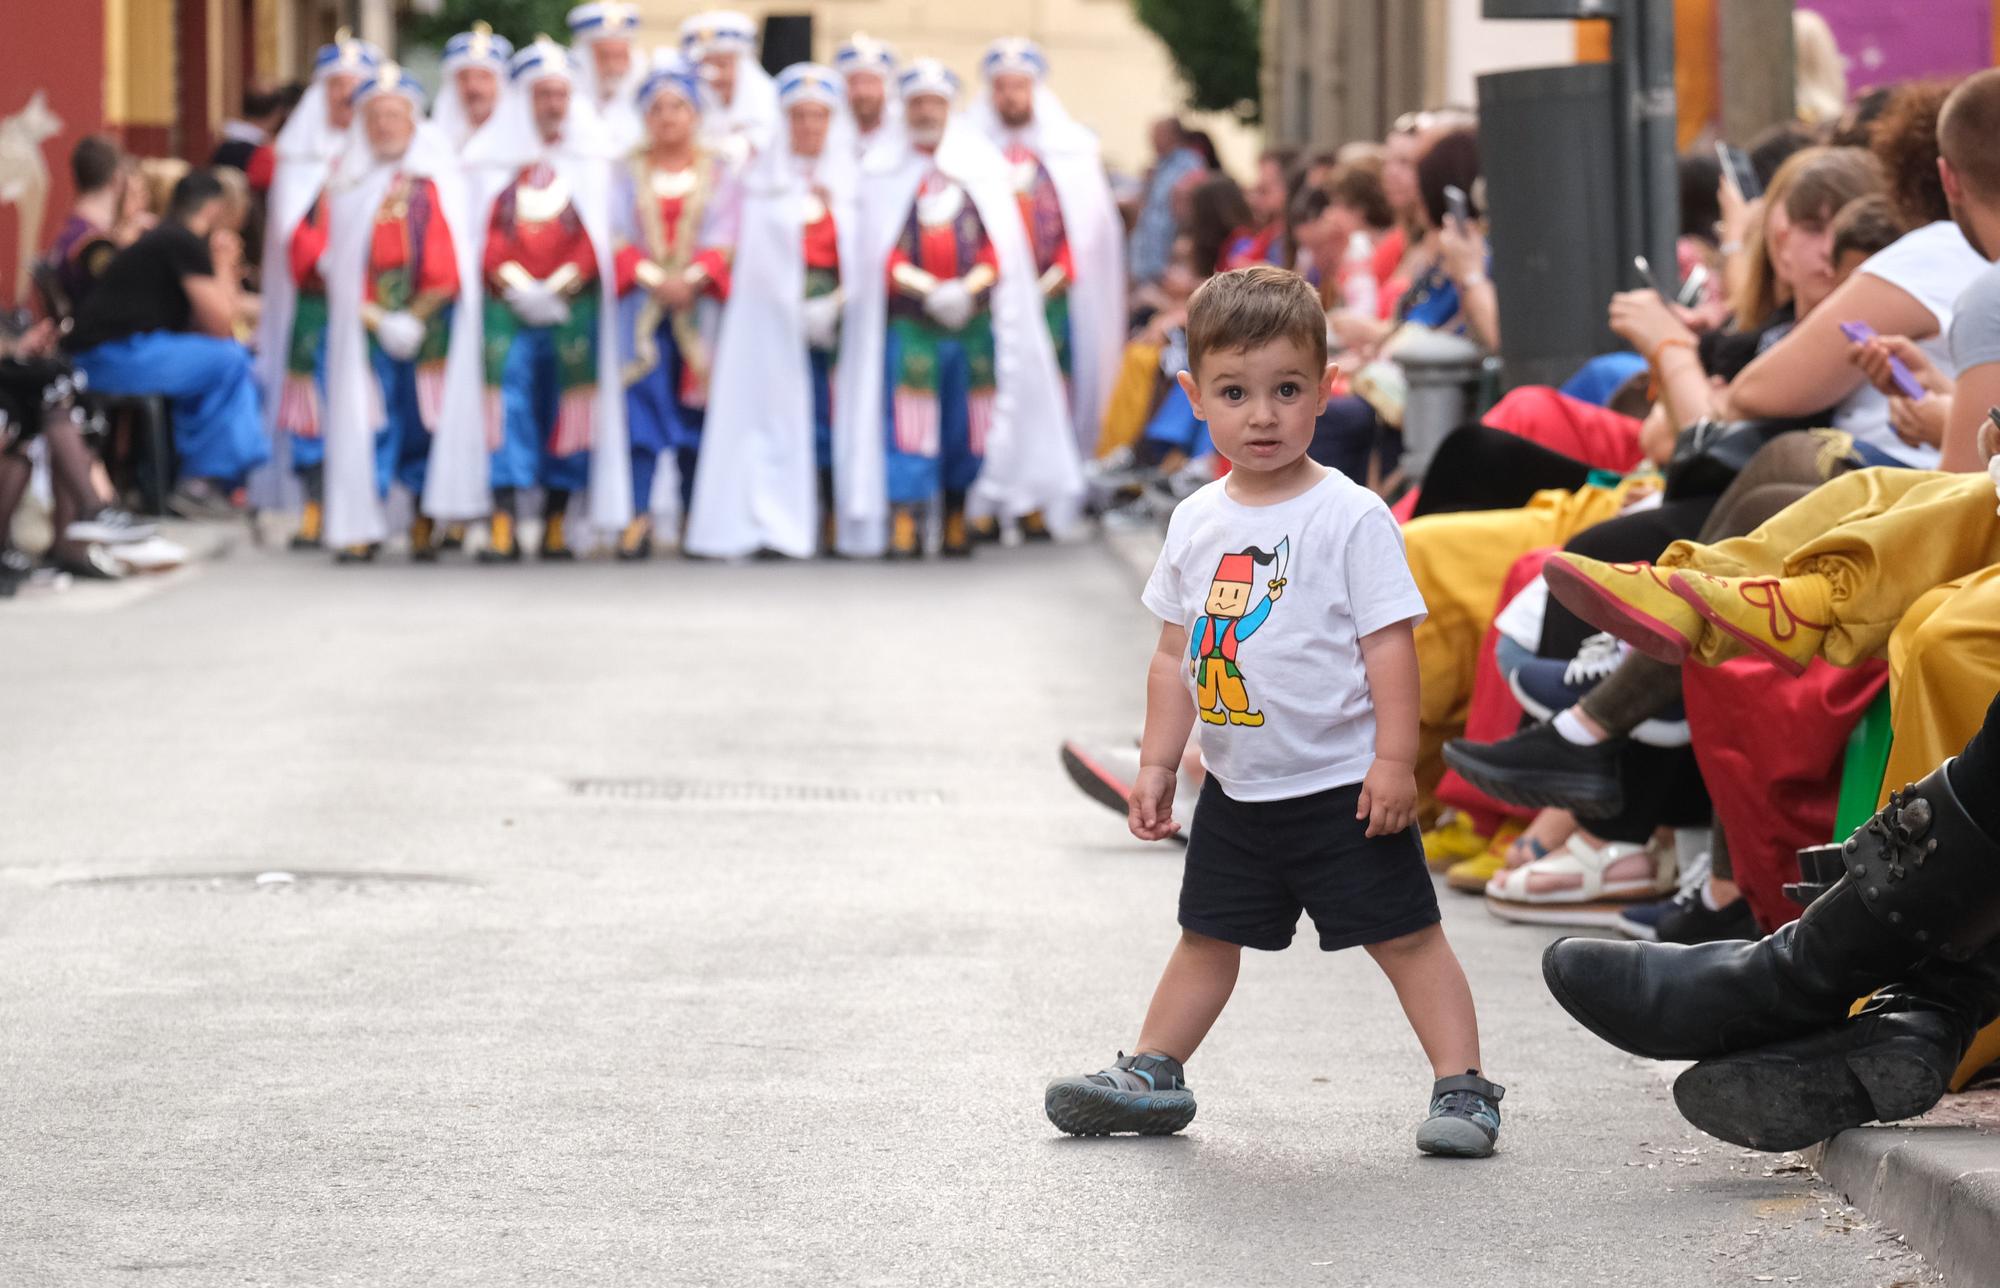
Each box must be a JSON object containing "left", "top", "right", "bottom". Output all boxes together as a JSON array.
[
  {"left": 1296, "top": 165, "right": 1394, "bottom": 315},
  {"left": 64, "top": 170, "right": 268, "bottom": 517},
  {"left": 1126, "top": 117, "right": 1208, "bottom": 289},
  {"left": 243, "top": 82, "right": 307, "bottom": 195},
  {"left": 1219, "top": 149, "right": 1292, "bottom": 271},
  {"left": 44, "top": 136, "right": 149, "bottom": 318}
]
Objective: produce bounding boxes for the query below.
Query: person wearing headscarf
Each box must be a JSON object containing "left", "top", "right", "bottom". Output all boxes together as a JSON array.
[
  {"left": 970, "top": 37, "right": 1126, "bottom": 465},
  {"left": 679, "top": 10, "right": 778, "bottom": 166},
  {"left": 473, "top": 37, "right": 629, "bottom": 562},
  {"left": 299, "top": 63, "right": 464, "bottom": 562},
  {"left": 431, "top": 23, "right": 513, "bottom": 150},
  {"left": 608, "top": 57, "right": 736, "bottom": 559},
  {"left": 422, "top": 26, "right": 517, "bottom": 550},
  {"left": 252, "top": 30, "right": 380, "bottom": 548},
  {"left": 833, "top": 58, "right": 1081, "bottom": 559},
  {"left": 567, "top": 1, "right": 644, "bottom": 154},
  {"left": 685, "top": 62, "right": 855, "bottom": 560},
  {"left": 829, "top": 34, "right": 899, "bottom": 164}
]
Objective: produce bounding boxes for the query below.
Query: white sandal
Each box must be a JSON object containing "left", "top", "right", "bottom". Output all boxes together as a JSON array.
[{"left": 1485, "top": 835, "right": 1676, "bottom": 928}]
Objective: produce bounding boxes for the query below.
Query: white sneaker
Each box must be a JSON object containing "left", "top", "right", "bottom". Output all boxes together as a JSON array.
[
  {"left": 65, "top": 508, "right": 158, "bottom": 545},
  {"left": 111, "top": 535, "right": 189, "bottom": 572}
]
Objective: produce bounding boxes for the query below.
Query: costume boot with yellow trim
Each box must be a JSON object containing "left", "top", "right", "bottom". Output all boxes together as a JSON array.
[
  {"left": 617, "top": 515, "right": 653, "bottom": 562},
  {"left": 1544, "top": 554, "right": 1704, "bottom": 666},
  {"left": 941, "top": 490, "right": 974, "bottom": 559},
  {"left": 440, "top": 522, "right": 468, "bottom": 551},
  {"left": 888, "top": 505, "right": 923, "bottom": 560},
  {"left": 817, "top": 468, "right": 841, "bottom": 557},
  {"left": 1020, "top": 510, "right": 1053, "bottom": 542},
  {"left": 408, "top": 515, "right": 437, "bottom": 563},
  {"left": 478, "top": 489, "right": 521, "bottom": 564},
  {"left": 289, "top": 464, "right": 324, "bottom": 550},
  {"left": 334, "top": 542, "right": 378, "bottom": 564},
  {"left": 539, "top": 490, "right": 575, "bottom": 561},
  {"left": 1666, "top": 569, "right": 1833, "bottom": 678}
]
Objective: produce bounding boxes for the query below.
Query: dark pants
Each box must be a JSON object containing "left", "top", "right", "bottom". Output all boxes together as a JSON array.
[
  {"left": 1954, "top": 691, "right": 2000, "bottom": 840},
  {"left": 1411, "top": 424, "right": 1594, "bottom": 517}
]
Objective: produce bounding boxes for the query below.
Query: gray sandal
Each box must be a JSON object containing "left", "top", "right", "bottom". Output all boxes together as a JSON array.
[
  {"left": 1045, "top": 1051, "right": 1197, "bottom": 1136},
  {"left": 1416, "top": 1071, "right": 1504, "bottom": 1157}
]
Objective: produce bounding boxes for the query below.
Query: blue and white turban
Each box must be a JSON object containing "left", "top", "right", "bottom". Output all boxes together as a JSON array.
[
  {"left": 567, "top": 1, "right": 640, "bottom": 44},
  {"left": 980, "top": 38, "right": 1047, "bottom": 84},
  {"left": 352, "top": 62, "right": 427, "bottom": 111},
  {"left": 509, "top": 37, "right": 579, "bottom": 87},
  {"left": 680, "top": 10, "right": 757, "bottom": 59},
  {"left": 638, "top": 56, "right": 703, "bottom": 111},
  {"left": 834, "top": 34, "right": 897, "bottom": 80},
  {"left": 312, "top": 32, "right": 381, "bottom": 82},
  {"left": 898, "top": 58, "right": 959, "bottom": 104},
  {"left": 443, "top": 23, "right": 514, "bottom": 73},
  {"left": 776, "top": 63, "right": 841, "bottom": 111}
]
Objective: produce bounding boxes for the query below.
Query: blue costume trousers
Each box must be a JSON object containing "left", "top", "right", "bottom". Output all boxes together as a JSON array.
[
  {"left": 71, "top": 331, "right": 269, "bottom": 485},
  {"left": 493, "top": 324, "right": 591, "bottom": 494},
  {"left": 883, "top": 319, "right": 986, "bottom": 505},
  {"left": 626, "top": 315, "right": 704, "bottom": 516},
  {"left": 810, "top": 346, "right": 834, "bottom": 471}
]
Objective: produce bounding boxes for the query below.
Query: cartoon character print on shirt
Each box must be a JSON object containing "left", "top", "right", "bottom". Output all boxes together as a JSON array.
[{"left": 1189, "top": 537, "right": 1291, "bottom": 727}]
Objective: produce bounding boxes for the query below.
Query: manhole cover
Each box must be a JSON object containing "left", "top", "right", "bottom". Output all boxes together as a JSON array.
[
  {"left": 566, "top": 778, "right": 946, "bottom": 807},
  {"left": 55, "top": 870, "right": 476, "bottom": 894}
]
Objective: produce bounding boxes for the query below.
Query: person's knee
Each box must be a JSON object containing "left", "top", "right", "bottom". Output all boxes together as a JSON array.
[
  {"left": 1364, "top": 922, "right": 1443, "bottom": 960},
  {"left": 1179, "top": 927, "right": 1241, "bottom": 956}
]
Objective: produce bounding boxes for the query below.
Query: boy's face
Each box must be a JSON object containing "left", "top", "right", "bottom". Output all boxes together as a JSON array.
[
  {"left": 1178, "top": 337, "right": 1337, "bottom": 475},
  {"left": 1205, "top": 577, "right": 1253, "bottom": 618}
]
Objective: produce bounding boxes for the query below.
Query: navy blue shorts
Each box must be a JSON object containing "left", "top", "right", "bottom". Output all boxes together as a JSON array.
[{"left": 1178, "top": 777, "right": 1441, "bottom": 952}]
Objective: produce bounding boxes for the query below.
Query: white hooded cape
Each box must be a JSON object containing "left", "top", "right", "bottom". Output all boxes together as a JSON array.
[
  {"left": 698, "top": 51, "right": 779, "bottom": 166},
  {"left": 684, "top": 142, "right": 858, "bottom": 559},
  {"left": 967, "top": 85, "right": 1126, "bottom": 456},
  {"left": 442, "top": 82, "right": 633, "bottom": 533},
  {"left": 831, "top": 118, "right": 1083, "bottom": 557},
  {"left": 579, "top": 57, "right": 645, "bottom": 155},
  {"left": 249, "top": 79, "right": 347, "bottom": 513},
  {"left": 318, "top": 122, "right": 468, "bottom": 548},
  {"left": 422, "top": 96, "right": 513, "bottom": 522}
]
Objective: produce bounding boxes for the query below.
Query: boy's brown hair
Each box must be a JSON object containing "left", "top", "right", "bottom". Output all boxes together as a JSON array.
[
  {"left": 1186, "top": 265, "right": 1328, "bottom": 378},
  {"left": 1830, "top": 194, "right": 1902, "bottom": 267}
]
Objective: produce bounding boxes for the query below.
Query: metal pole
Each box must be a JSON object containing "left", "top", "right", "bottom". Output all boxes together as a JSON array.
[{"left": 1613, "top": 0, "right": 1679, "bottom": 293}]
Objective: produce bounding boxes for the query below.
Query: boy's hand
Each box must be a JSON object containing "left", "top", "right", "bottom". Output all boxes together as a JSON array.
[
  {"left": 1128, "top": 765, "right": 1181, "bottom": 841},
  {"left": 1357, "top": 758, "right": 1417, "bottom": 839}
]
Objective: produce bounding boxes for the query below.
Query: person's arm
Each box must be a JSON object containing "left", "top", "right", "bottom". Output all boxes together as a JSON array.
[
  {"left": 184, "top": 230, "right": 243, "bottom": 338},
  {"left": 1438, "top": 214, "right": 1497, "bottom": 351},
  {"left": 1356, "top": 620, "right": 1420, "bottom": 838},
  {"left": 1944, "top": 360, "right": 2000, "bottom": 472},
  {"left": 1724, "top": 273, "right": 1941, "bottom": 420},
  {"left": 1131, "top": 623, "right": 1196, "bottom": 841}
]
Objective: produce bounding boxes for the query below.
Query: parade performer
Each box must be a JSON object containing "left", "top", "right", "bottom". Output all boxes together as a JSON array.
[
  {"left": 680, "top": 10, "right": 778, "bottom": 166},
  {"left": 568, "top": 2, "right": 645, "bottom": 154},
  {"left": 431, "top": 23, "right": 512, "bottom": 149},
  {"left": 422, "top": 25, "right": 517, "bottom": 548},
  {"left": 252, "top": 30, "right": 379, "bottom": 548},
  {"left": 829, "top": 35, "right": 899, "bottom": 164},
  {"left": 833, "top": 58, "right": 1080, "bottom": 559},
  {"left": 685, "top": 62, "right": 855, "bottom": 560},
  {"left": 609, "top": 57, "right": 735, "bottom": 559},
  {"left": 970, "top": 38, "right": 1126, "bottom": 458},
  {"left": 304, "top": 63, "right": 463, "bottom": 562},
  {"left": 473, "top": 37, "right": 630, "bottom": 562}
]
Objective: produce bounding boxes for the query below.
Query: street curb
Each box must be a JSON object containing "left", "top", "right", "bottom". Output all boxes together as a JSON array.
[{"left": 1809, "top": 1126, "right": 2000, "bottom": 1284}]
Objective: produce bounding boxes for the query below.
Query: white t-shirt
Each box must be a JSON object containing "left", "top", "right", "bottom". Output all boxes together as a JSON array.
[
  {"left": 1840, "top": 220, "right": 1989, "bottom": 467},
  {"left": 1142, "top": 470, "right": 1429, "bottom": 802}
]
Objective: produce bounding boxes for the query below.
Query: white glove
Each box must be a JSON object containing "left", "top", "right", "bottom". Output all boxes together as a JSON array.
[
  {"left": 802, "top": 294, "right": 842, "bottom": 350},
  {"left": 374, "top": 310, "right": 426, "bottom": 362},
  {"left": 923, "top": 278, "right": 975, "bottom": 331},
  {"left": 505, "top": 281, "right": 570, "bottom": 328}
]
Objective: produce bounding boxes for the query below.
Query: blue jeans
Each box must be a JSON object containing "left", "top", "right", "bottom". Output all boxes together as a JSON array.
[{"left": 71, "top": 331, "right": 270, "bottom": 485}]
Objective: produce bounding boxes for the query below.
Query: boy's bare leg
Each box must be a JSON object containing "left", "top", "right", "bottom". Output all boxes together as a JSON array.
[
  {"left": 1365, "top": 924, "right": 1483, "bottom": 1077},
  {"left": 1134, "top": 929, "right": 1242, "bottom": 1063}
]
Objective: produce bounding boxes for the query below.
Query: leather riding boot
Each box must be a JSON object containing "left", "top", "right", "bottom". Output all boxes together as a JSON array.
[
  {"left": 1542, "top": 762, "right": 2000, "bottom": 1061},
  {"left": 1672, "top": 943, "right": 2000, "bottom": 1151}
]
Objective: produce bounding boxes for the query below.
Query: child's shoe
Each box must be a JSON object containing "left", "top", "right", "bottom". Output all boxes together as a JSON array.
[
  {"left": 1416, "top": 1070, "right": 1504, "bottom": 1157},
  {"left": 1422, "top": 811, "right": 1489, "bottom": 872},
  {"left": 1045, "top": 1051, "right": 1196, "bottom": 1136}
]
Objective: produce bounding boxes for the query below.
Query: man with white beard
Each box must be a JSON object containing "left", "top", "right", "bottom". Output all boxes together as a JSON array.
[
  {"left": 829, "top": 34, "right": 898, "bottom": 163},
  {"left": 430, "top": 23, "right": 511, "bottom": 149},
  {"left": 685, "top": 62, "right": 854, "bottom": 560},
  {"left": 832, "top": 58, "right": 1080, "bottom": 560},
  {"left": 567, "top": 1, "right": 644, "bottom": 154},
  {"left": 970, "top": 38, "right": 1126, "bottom": 464},
  {"left": 253, "top": 30, "right": 380, "bottom": 549},
  {"left": 471, "top": 37, "right": 629, "bottom": 563},
  {"left": 302, "top": 63, "right": 464, "bottom": 562},
  {"left": 679, "top": 10, "right": 778, "bottom": 166}
]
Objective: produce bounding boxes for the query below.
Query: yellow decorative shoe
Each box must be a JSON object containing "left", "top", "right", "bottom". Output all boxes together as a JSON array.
[
  {"left": 888, "top": 506, "right": 922, "bottom": 560},
  {"left": 1445, "top": 822, "right": 1530, "bottom": 893},
  {"left": 478, "top": 510, "right": 520, "bottom": 563},
  {"left": 289, "top": 499, "right": 324, "bottom": 550},
  {"left": 1423, "top": 812, "right": 1489, "bottom": 872},
  {"left": 1543, "top": 554, "right": 1705, "bottom": 666},
  {"left": 409, "top": 515, "right": 436, "bottom": 562},
  {"left": 539, "top": 510, "right": 575, "bottom": 561},
  {"left": 1667, "top": 569, "right": 1831, "bottom": 678},
  {"left": 617, "top": 516, "right": 653, "bottom": 561},
  {"left": 942, "top": 510, "right": 974, "bottom": 558}
]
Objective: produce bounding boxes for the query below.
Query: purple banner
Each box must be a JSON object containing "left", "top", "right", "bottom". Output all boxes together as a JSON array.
[{"left": 1802, "top": 0, "right": 1992, "bottom": 92}]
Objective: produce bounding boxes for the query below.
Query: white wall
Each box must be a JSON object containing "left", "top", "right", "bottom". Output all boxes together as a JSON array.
[{"left": 1441, "top": 0, "right": 1577, "bottom": 108}]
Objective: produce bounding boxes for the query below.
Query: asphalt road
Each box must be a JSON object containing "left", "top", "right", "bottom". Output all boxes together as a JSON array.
[{"left": 0, "top": 535, "right": 1941, "bottom": 1286}]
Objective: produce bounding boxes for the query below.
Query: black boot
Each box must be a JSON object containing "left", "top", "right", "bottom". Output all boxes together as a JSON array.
[
  {"left": 1673, "top": 944, "right": 2000, "bottom": 1151},
  {"left": 1542, "top": 763, "right": 2000, "bottom": 1061}
]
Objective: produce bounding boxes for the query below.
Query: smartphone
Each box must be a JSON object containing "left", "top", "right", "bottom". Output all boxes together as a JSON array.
[
  {"left": 1677, "top": 264, "right": 1709, "bottom": 308},
  {"left": 1633, "top": 254, "right": 1661, "bottom": 294},
  {"left": 1444, "top": 183, "right": 1471, "bottom": 225},
  {"left": 1840, "top": 320, "right": 1928, "bottom": 400},
  {"left": 1715, "top": 141, "right": 1762, "bottom": 201}
]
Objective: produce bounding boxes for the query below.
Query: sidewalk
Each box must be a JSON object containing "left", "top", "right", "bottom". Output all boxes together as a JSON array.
[{"left": 1809, "top": 1085, "right": 2000, "bottom": 1285}]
